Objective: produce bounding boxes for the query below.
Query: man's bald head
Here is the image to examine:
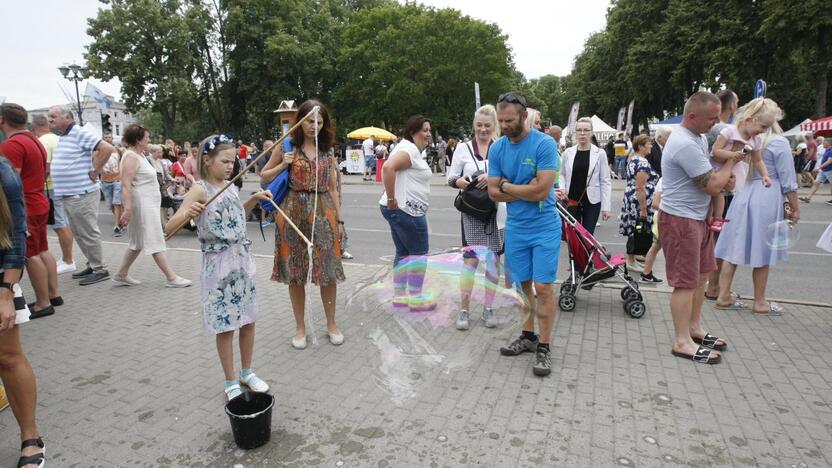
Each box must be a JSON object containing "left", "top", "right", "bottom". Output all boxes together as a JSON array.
[
  {"left": 682, "top": 91, "right": 721, "bottom": 135},
  {"left": 548, "top": 125, "right": 562, "bottom": 142}
]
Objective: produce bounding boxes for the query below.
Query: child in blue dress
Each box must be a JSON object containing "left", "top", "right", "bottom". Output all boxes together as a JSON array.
[{"left": 166, "top": 134, "right": 273, "bottom": 401}]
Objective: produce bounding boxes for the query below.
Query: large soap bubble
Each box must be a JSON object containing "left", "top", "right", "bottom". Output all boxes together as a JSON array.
[{"left": 345, "top": 246, "right": 531, "bottom": 406}]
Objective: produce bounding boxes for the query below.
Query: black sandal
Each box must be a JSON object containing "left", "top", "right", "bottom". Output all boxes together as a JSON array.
[
  {"left": 17, "top": 437, "right": 45, "bottom": 468},
  {"left": 671, "top": 346, "right": 722, "bottom": 364},
  {"left": 692, "top": 333, "right": 727, "bottom": 351}
]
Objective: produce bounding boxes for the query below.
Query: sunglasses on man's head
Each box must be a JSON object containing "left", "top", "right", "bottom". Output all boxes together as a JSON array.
[{"left": 497, "top": 93, "right": 527, "bottom": 109}]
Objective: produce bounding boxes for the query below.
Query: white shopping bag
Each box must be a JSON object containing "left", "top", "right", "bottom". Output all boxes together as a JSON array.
[{"left": 817, "top": 223, "right": 832, "bottom": 253}]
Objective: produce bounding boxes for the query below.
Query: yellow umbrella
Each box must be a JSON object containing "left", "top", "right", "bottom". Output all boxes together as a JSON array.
[{"left": 347, "top": 126, "right": 397, "bottom": 141}]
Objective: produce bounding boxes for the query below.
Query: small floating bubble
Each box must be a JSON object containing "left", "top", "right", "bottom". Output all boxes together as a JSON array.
[
  {"left": 437, "top": 435, "right": 448, "bottom": 442},
  {"left": 616, "top": 457, "right": 633, "bottom": 466},
  {"left": 643, "top": 435, "right": 657, "bottom": 444},
  {"left": 335, "top": 461, "right": 345, "bottom": 467}
]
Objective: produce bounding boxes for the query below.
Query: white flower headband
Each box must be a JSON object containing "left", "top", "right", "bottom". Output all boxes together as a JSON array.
[{"left": 202, "top": 134, "right": 234, "bottom": 155}]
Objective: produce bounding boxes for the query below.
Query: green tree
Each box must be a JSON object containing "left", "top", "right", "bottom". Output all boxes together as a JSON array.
[
  {"left": 85, "top": 0, "right": 200, "bottom": 138},
  {"left": 761, "top": 0, "right": 832, "bottom": 118},
  {"left": 333, "top": 4, "right": 516, "bottom": 137}
]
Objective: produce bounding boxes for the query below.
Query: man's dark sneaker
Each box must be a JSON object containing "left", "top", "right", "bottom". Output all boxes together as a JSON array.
[
  {"left": 113, "top": 225, "right": 124, "bottom": 237},
  {"left": 79, "top": 270, "right": 110, "bottom": 286},
  {"left": 640, "top": 273, "right": 663, "bottom": 283},
  {"left": 532, "top": 347, "right": 552, "bottom": 376},
  {"left": 29, "top": 305, "right": 55, "bottom": 320},
  {"left": 826, "top": 199, "right": 832, "bottom": 206},
  {"left": 500, "top": 335, "right": 538, "bottom": 356},
  {"left": 71, "top": 267, "right": 94, "bottom": 279}
]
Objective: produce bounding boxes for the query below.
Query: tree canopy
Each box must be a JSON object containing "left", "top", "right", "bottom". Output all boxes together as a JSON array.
[{"left": 85, "top": 0, "right": 831, "bottom": 141}]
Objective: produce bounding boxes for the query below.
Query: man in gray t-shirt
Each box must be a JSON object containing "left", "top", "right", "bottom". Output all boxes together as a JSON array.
[
  {"left": 661, "top": 128, "right": 712, "bottom": 220},
  {"left": 659, "top": 91, "right": 737, "bottom": 366}
]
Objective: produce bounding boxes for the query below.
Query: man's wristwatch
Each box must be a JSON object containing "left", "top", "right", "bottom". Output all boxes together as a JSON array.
[
  {"left": 498, "top": 180, "right": 507, "bottom": 193},
  {"left": 0, "top": 281, "right": 15, "bottom": 293}
]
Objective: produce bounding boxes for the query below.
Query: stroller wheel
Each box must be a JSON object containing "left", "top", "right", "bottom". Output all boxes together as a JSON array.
[
  {"left": 624, "top": 299, "right": 646, "bottom": 318},
  {"left": 558, "top": 294, "right": 577, "bottom": 312},
  {"left": 620, "top": 287, "right": 641, "bottom": 301},
  {"left": 560, "top": 282, "right": 575, "bottom": 296}
]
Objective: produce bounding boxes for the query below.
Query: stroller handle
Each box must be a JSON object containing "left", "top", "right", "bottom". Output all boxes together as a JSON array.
[{"left": 556, "top": 201, "right": 579, "bottom": 226}]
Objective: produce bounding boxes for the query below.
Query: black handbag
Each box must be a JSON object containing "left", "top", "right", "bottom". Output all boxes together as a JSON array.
[
  {"left": 626, "top": 218, "right": 653, "bottom": 255},
  {"left": 453, "top": 143, "right": 496, "bottom": 223}
]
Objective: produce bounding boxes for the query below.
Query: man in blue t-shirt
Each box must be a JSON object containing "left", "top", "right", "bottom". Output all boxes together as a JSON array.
[
  {"left": 799, "top": 142, "right": 832, "bottom": 204},
  {"left": 488, "top": 92, "right": 561, "bottom": 377}
]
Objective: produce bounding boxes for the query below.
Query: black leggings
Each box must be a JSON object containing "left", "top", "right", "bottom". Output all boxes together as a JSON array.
[{"left": 567, "top": 201, "right": 601, "bottom": 235}]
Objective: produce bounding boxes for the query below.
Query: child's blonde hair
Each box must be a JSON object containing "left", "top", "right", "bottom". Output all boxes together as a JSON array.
[
  {"left": 197, "top": 134, "right": 235, "bottom": 180},
  {"left": 735, "top": 98, "right": 784, "bottom": 134},
  {"left": 745, "top": 99, "right": 785, "bottom": 150}
]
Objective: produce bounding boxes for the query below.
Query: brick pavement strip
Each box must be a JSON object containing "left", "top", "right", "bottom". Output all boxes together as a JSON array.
[{"left": 0, "top": 238, "right": 831, "bottom": 466}]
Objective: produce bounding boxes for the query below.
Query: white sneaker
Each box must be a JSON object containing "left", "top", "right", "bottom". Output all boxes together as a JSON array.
[
  {"left": 112, "top": 274, "right": 142, "bottom": 286},
  {"left": 57, "top": 260, "right": 77, "bottom": 275},
  {"left": 341, "top": 251, "right": 354, "bottom": 259},
  {"left": 239, "top": 372, "right": 270, "bottom": 392},
  {"left": 225, "top": 382, "right": 243, "bottom": 401},
  {"left": 626, "top": 261, "right": 645, "bottom": 273},
  {"left": 455, "top": 310, "right": 470, "bottom": 330},
  {"left": 481, "top": 307, "right": 497, "bottom": 328},
  {"left": 166, "top": 276, "right": 192, "bottom": 288}
]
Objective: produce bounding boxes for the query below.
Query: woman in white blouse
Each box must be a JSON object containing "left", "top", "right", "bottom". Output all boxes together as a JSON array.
[
  {"left": 379, "top": 115, "right": 435, "bottom": 311},
  {"left": 556, "top": 117, "right": 612, "bottom": 235},
  {"left": 447, "top": 105, "right": 506, "bottom": 330}
]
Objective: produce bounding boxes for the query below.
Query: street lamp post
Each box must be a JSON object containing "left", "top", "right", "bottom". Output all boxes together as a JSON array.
[{"left": 58, "top": 63, "right": 88, "bottom": 125}]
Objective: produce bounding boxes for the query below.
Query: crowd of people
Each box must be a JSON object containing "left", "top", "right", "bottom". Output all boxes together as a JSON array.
[{"left": 0, "top": 84, "right": 827, "bottom": 466}]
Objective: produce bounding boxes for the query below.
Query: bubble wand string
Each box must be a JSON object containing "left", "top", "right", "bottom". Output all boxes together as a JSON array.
[
  {"left": 164, "top": 109, "right": 319, "bottom": 240},
  {"left": 304, "top": 108, "right": 321, "bottom": 344}
]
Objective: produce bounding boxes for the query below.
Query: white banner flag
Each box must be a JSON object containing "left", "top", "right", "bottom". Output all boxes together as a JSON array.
[
  {"left": 617, "top": 107, "right": 626, "bottom": 131},
  {"left": 626, "top": 99, "right": 635, "bottom": 134},
  {"left": 567, "top": 102, "right": 580, "bottom": 136}
]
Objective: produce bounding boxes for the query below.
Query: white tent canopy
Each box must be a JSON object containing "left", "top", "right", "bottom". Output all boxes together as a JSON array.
[
  {"left": 590, "top": 115, "right": 615, "bottom": 132},
  {"left": 783, "top": 118, "right": 812, "bottom": 138}
]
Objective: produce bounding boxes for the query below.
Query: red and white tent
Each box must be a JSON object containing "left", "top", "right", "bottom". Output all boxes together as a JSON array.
[{"left": 801, "top": 116, "right": 832, "bottom": 137}]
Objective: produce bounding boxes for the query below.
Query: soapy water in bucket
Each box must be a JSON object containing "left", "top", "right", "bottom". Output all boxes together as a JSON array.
[
  {"left": 766, "top": 220, "right": 799, "bottom": 251},
  {"left": 346, "top": 246, "right": 532, "bottom": 406}
]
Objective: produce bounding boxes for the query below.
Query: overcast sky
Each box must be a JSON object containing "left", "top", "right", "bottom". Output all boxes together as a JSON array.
[{"left": 1, "top": 0, "right": 609, "bottom": 110}]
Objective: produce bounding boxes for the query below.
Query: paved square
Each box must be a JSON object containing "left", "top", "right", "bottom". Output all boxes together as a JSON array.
[{"left": 1, "top": 238, "right": 830, "bottom": 467}]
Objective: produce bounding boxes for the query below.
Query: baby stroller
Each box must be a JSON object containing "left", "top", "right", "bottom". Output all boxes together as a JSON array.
[{"left": 556, "top": 203, "right": 646, "bottom": 318}]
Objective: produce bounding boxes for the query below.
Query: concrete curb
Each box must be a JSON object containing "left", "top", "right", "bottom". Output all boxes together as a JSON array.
[{"left": 595, "top": 282, "right": 832, "bottom": 308}]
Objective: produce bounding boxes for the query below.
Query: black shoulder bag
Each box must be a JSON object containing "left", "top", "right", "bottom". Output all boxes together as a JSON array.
[{"left": 453, "top": 142, "right": 496, "bottom": 223}]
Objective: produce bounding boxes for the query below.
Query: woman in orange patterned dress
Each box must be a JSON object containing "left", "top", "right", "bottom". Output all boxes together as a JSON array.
[{"left": 260, "top": 100, "right": 346, "bottom": 349}]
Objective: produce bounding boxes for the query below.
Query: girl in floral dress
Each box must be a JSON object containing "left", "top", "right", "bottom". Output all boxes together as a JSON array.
[
  {"left": 260, "top": 100, "right": 346, "bottom": 350},
  {"left": 166, "top": 134, "right": 273, "bottom": 401}
]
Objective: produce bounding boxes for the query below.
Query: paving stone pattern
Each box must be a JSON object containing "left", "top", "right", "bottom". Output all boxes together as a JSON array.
[{"left": 0, "top": 240, "right": 830, "bottom": 467}]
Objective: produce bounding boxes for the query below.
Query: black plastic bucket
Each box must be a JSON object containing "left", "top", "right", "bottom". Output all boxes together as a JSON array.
[{"left": 225, "top": 391, "right": 275, "bottom": 449}]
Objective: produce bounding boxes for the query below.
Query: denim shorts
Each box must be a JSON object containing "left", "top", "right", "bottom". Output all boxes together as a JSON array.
[
  {"left": 100, "top": 180, "right": 122, "bottom": 207},
  {"left": 364, "top": 154, "right": 376, "bottom": 169},
  {"left": 47, "top": 192, "right": 69, "bottom": 229}
]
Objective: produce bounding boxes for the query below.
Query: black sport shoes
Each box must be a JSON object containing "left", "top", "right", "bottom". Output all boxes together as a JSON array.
[
  {"left": 532, "top": 347, "right": 552, "bottom": 376},
  {"left": 640, "top": 272, "right": 663, "bottom": 283},
  {"left": 500, "top": 335, "right": 538, "bottom": 356}
]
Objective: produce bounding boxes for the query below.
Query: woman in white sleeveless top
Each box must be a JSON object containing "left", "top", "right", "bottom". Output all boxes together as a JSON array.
[{"left": 112, "top": 124, "right": 190, "bottom": 287}]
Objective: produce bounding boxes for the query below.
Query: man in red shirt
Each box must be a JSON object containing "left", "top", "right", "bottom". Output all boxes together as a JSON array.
[{"left": 0, "top": 103, "right": 62, "bottom": 318}]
